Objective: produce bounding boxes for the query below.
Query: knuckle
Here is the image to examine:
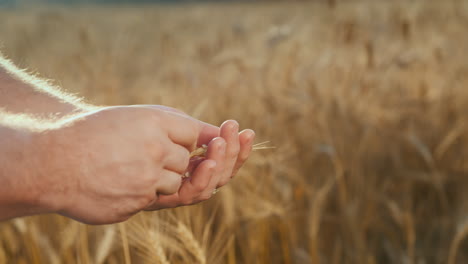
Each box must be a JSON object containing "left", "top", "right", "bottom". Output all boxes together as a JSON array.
[
  {"left": 155, "top": 142, "right": 170, "bottom": 162},
  {"left": 160, "top": 142, "right": 171, "bottom": 156}
]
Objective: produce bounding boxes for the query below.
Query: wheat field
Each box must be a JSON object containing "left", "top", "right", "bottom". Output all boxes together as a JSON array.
[{"left": 1, "top": 1, "right": 468, "bottom": 263}]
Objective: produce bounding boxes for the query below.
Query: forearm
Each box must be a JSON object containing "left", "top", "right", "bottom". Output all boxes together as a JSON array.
[
  {"left": 0, "top": 55, "right": 94, "bottom": 117},
  {"left": 0, "top": 116, "right": 51, "bottom": 220}
]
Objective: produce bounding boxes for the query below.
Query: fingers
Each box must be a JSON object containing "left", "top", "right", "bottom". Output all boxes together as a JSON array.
[
  {"left": 196, "top": 121, "right": 220, "bottom": 146},
  {"left": 198, "top": 137, "right": 226, "bottom": 199},
  {"left": 144, "top": 124, "right": 255, "bottom": 210},
  {"left": 151, "top": 105, "right": 219, "bottom": 146},
  {"left": 231, "top": 129, "right": 255, "bottom": 177},
  {"left": 144, "top": 159, "right": 217, "bottom": 210},
  {"left": 217, "top": 120, "right": 240, "bottom": 187},
  {"left": 160, "top": 111, "right": 199, "bottom": 150},
  {"left": 178, "top": 159, "right": 217, "bottom": 204},
  {"left": 139, "top": 113, "right": 254, "bottom": 211},
  {"left": 146, "top": 138, "right": 225, "bottom": 210},
  {"left": 155, "top": 170, "right": 182, "bottom": 195},
  {"left": 163, "top": 143, "right": 190, "bottom": 174},
  {"left": 153, "top": 108, "right": 219, "bottom": 150},
  {"left": 155, "top": 106, "right": 220, "bottom": 146}
]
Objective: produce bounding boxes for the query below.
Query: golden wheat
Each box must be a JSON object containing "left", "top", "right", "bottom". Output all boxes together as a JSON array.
[{"left": 1, "top": 0, "right": 468, "bottom": 263}]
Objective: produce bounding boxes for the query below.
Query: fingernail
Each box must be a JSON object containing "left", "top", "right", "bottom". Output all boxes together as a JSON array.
[
  {"left": 231, "top": 122, "right": 239, "bottom": 134},
  {"left": 221, "top": 120, "right": 231, "bottom": 127},
  {"left": 247, "top": 130, "right": 255, "bottom": 140}
]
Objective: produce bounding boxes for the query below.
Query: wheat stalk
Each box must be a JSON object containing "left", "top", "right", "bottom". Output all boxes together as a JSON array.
[
  {"left": 118, "top": 223, "right": 132, "bottom": 264},
  {"left": 175, "top": 221, "right": 206, "bottom": 264},
  {"left": 94, "top": 226, "right": 116, "bottom": 264},
  {"left": 189, "top": 141, "right": 274, "bottom": 158},
  {"left": 184, "top": 141, "right": 274, "bottom": 178},
  {"left": 448, "top": 220, "right": 468, "bottom": 264}
]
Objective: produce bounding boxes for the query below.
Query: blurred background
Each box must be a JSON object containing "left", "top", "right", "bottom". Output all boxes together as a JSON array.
[
  {"left": 3, "top": 0, "right": 266, "bottom": 6},
  {"left": 1, "top": 0, "right": 468, "bottom": 263}
]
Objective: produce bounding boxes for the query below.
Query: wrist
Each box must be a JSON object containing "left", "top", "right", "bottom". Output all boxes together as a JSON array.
[
  {"left": 30, "top": 128, "right": 70, "bottom": 215},
  {"left": 0, "top": 127, "right": 57, "bottom": 219},
  {"left": 23, "top": 129, "right": 65, "bottom": 216}
]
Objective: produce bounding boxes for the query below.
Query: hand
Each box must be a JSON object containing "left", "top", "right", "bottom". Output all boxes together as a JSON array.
[
  {"left": 36, "top": 105, "right": 219, "bottom": 224},
  {"left": 138, "top": 105, "right": 256, "bottom": 209},
  {"left": 144, "top": 120, "right": 255, "bottom": 209}
]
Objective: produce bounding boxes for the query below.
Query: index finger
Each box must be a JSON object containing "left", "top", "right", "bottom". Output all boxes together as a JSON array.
[
  {"left": 143, "top": 105, "right": 220, "bottom": 146},
  {"left": 197, "top": 121, "right": 219, "bottom": 146},
  {"left": 161, "top": 111, "right": 199, "bottom": 150},
  {"left": 160, "top": 110, "right": 220, "bottom": 149}
]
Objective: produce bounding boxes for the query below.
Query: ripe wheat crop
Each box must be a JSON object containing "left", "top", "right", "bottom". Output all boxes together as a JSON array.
[{"left": 1, "top": 0, "right": 468, "bottom": 263}]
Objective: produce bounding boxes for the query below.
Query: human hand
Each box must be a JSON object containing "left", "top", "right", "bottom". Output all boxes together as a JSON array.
[
  {"left": 144, "top": 119, "right": 255, "bottom": 210},
  {"left": 36, "top": 105, "right": 254, "bottom": 224},
  {"left": 36, "top": 105, "right": 210, "bottom": 224},
  {"left": 132, "top": 105, "right": 256, "bottom": 209}
]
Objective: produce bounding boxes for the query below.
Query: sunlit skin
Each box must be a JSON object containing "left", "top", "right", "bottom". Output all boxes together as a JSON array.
[{"left": 0, "top": 56, "right": 255, "bottom": 225}]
